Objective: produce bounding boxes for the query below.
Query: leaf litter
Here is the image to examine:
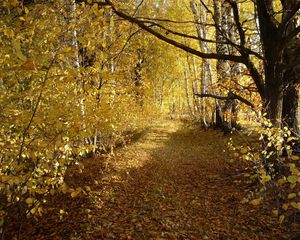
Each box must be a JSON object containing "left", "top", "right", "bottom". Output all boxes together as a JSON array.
[{"left": 7, "top": 120, "right": 293, "bottom": 239}]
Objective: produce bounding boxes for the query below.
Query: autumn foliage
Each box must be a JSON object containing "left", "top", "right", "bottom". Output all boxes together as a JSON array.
[{"left": 0, "top": 0, "right": 300, "bottom": 239}]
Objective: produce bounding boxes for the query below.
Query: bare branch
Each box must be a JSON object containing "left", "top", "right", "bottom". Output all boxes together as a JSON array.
[
  {"left": 136, "top": 16, "right": 215, "bottom": 26},
  {"left": 225, "top": 0, "right": 246, "bottom": 46},
  {"left": 113, "top": 28, "right": 143, "bottom": 61},
  {"left": 104, "top": 0, "right": 246, "bottom": 63},
  {"left": 195, "top": 92, "right": 255, "bottom": 109}
]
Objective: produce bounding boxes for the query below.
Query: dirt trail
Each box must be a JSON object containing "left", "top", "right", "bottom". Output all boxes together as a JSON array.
[{"left": 23, "top": 120, "right": 289, "bottom": 240}]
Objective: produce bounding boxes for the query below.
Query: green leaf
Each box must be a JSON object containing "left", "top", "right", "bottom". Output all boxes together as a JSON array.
[
  {"left": 288, "top": 193, "right": 297, "bottom": 199},
  {"left": 287, "top": 175, "right": 298, "bottom": 184},
  {"left": 249, "top": 198, "right": 261, "bottom": 206},
  {"left": 12, "top": 39, "right": 27, "bottom": 61},
  {"left": 290, "top": 202, "right": 300, "bottom": 210},
  {"left": 279, "top": 215, "right": 285, "bottom": 224}
]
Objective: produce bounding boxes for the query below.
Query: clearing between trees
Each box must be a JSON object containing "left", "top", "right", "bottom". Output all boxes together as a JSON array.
[{"left": 10, "top": 120, "right": 293, "bottom": 239}]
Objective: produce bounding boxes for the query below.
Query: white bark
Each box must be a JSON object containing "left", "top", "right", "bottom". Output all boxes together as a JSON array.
[{"left": 184, "top": 61, "right": 195, "bottom": 118}]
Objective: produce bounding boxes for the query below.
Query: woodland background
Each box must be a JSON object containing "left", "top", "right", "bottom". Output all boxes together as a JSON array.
[{"left": 0, "top": 0, "right": 300, "bottom": 239}]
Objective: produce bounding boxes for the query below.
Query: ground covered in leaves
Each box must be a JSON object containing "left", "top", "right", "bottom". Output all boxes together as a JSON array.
[{"left": 9, "top": 120, "right": 296, "bottom": 239}]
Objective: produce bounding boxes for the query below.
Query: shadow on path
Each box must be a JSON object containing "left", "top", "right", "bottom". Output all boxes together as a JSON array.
[{"left": 16, "top": 120, "right": 290, "bottom": 240}]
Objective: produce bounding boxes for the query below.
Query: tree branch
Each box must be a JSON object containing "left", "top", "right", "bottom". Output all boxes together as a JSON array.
[
  {"left": 112, "top": 28, "right": 143, "bottom": 61},
  {"left": 103, "top": 0, "right": 246, "bottom": 63},
  {"left": 18, "top": 51, "right": 58, "bottom": 163},
  {"left": 281, "top": 0, "right": 300, "bottom": 31},
  {"left": 225, "top": 0, "right": 246, "bottom": 47},
  {"left": 194, "top": 92, "right": 255, "bottom": 109},
  {"left": 136, "top": 16, "right": 215, "bottom": 26},
  {"left": 195, "top": 93, "right": 228, "bottom": 100}
]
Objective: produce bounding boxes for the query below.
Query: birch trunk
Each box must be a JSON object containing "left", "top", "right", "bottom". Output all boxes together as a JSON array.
[
  {"left": 190, "top": 0, "right": 215, "bottom": 126},
  {"left": 184, "top": 61, "right": 195, "bottom": 118}
]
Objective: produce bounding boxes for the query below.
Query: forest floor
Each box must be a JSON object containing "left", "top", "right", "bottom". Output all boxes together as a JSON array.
[{"left": 13, "top": 119, "right": 295, "bottom": 239}]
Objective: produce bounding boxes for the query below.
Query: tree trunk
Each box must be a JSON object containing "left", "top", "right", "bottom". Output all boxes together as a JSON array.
[
  {"left": 134, "top": 49, "right": 144, "bottom": 106},
  {"left": 190, "top": 0, "right": 215, "bottom": 126},
  {"left": 184, "top": 60, "right": 195, "bottom": 118},
  {"left": 178, "top": 79, "right": 182, "bottom": 115},
  {"left": 214, "top": 0, "right": 231, "bottom": 128},
  {"left": 281, "top": 2, "right": 300, "bottom": 134},
  {"left": 282, "top": 82, "right": 299, "bottom": 133},
  {"left": 262, "top": 54, "right": 284, "bottom": 126},
  {"left": 256, "top": 0, "right": 284, "bottom": 126}
]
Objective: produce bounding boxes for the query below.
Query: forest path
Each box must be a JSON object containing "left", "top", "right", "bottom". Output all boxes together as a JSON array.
[{"left": 26, "top": 120, "right": 288, "bottom": 240}]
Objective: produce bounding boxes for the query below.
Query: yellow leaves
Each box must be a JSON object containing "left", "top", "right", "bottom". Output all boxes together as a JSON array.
[
  {"left": 59, "top": 209, "right": 66, "bottom": 216},
  {"left": 278, "top": 177, "right": 287, "bottom": 186},
  {"left": 10, "top": 0, "right": 19, "bottom": 8},
  {"left": 282, "top": 203, "right": 289, "bottom": 210},
  {"left": 3, "top": 28, "right": 15, "bottom": 38},
  {"left": 24, "top": 7, "right": 29, "bottom": 14},
  {"left": 30, "top": 207, "right": 36, "bottom": 215},
  {"left": 249, "top": 198, "right": 261, "bottom": 206},
  {"left": 263, "top": 119, "right": 272, "bottom": 128},
  {"left": 19, "top": 16, "right": 26, "bottom": 22},
  {"left": 21, "top": 60, "right": 36, "bottom": 71},
  {"left": 291, "top": 155, "right": 300, "bottom": 161},
  {"left": 272, "top": 210, "right": 279, "bottom": 216},
  {"left": 59, "top": 209, "right": 67, "bottom": 220},
  {"left": 71, "top": 191, "right": 79, "bottom": 198},
  {"left": 12, "top": 39, "right": 27, "bottom": 61},
  {"left": 63, "top": 47, "right": 73, "bottom": 53},
  {"left": 287, "top": 175, "right": 299, "bottom": 184},
  {"left": 279, "top": 215, "right": 285, "bottom": 224},
  {"left": 62, "top": 136, "right": 70, "bottom": 142},
  {"left": 70, "top": 187, "right": 82, "bottom": 198},
  {"left": 273, "top": 0, "right": 283, "bottom": 22},
  {"left": 0, "top": 175, "right": 22, "bottom": 186},
  {"left": 240, "top": 147, "right": 248, "bottom": 154},
  {"left": 0, "top": 0, "right": 163, "bottom": 230},
  {"left": 290, "top": 183, "right": 297, "bottom": 189},
  {"left": 287, "top": 136, "right": 297, "bottom": 142},
  {"left": 257, "top": 168, "right": 271, "bottom": 184},
  {"left": 289, "top": 163, "right": 300, "bottom": 175},
  {"left": 109, "top": 18, "right": 115, "bottom": 28},
  {"left": 25, "top": 197, "right": 34, "bottom": 205},
  {"left": 68, "top": 23, "right": 76, "bottom": 31},
  {"left": 288, "top": 193, "right": 297, "bottom": 199},
  {"left": 50, "top": 189, "right": 56, "bottom": 196},
  {"left": 290, "top": 202, "right": 300, "bottom": 210},
  {"left": 60, "top": 184, "right": 69, "bottom": 194},
  {"left": 92, "top": 3, "right": 99, "bottom": 13},
  {"left": 0, "top": 175, "right": 9, "bottom": 184},
  {"left": 260, "top": 174, "right": 271, "bottom": 184},
  {"left": 2, "top": 0, "right": 20, "bottom": 8}
]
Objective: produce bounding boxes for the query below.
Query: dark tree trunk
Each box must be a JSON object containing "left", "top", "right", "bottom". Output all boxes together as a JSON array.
[
  {"left": 282, "top": 39, "right": 300, "bottom": 134},
  {"left": 281, "top": 2, "right": 300, "bottom": 134},
  {"left": 264, "top": 81, "right": 283, "bottom": 127},
  {"left": 256, "top": 0, "right": 284, "bottom": 126},
  {"left": 282, "top": 83, "right": 299, "bottom": 134}
]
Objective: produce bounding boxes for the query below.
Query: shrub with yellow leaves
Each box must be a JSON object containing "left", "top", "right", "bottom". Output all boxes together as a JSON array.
[{"left": 228, "top": 116, "right": 300, "bottom": 223}]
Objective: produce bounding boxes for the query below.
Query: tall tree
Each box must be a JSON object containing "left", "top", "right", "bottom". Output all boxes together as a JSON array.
[
  {"left": 190, "top": 0, "right": 214, "bottom": 126},
  {"left": 103, "top": 0, "right": 300, "bottom": 130},
  {"left": 281, "top": 1, "right": 300, "bottom": 134}
]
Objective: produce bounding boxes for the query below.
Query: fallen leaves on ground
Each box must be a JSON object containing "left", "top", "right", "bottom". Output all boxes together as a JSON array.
[{"left": 6, "top": 120, "right": 296, "bottom": 239}]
